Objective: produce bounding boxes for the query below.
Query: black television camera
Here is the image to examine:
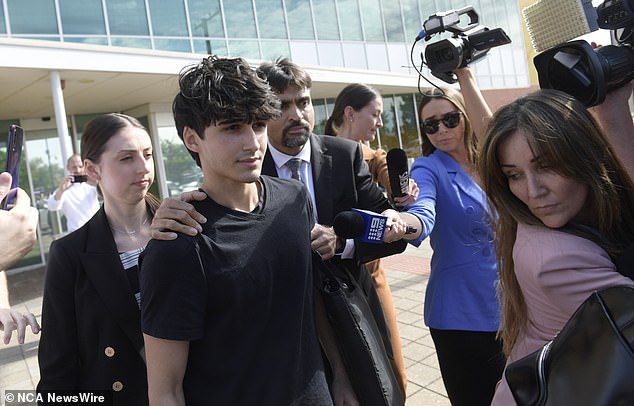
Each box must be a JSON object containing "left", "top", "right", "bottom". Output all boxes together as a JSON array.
[
  {"left": 419, "top": 6, "right": 511, "bottom": 83},
  {"left": 534, "top": 0, "right": 634, "bottom": 106}
]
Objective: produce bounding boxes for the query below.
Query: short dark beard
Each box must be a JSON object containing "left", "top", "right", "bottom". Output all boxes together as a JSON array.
[{"left": 281, "top": 123, "right": 310, "bottom": 148}]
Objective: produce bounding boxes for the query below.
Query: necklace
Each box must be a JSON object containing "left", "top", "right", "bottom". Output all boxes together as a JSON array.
[{"left": 110, "top": 215, "right": 150, "bottom": 236}]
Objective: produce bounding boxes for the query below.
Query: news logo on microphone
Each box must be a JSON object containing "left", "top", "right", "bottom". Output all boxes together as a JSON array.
[
  {"left": 387, "top": 148, "right": 410, "bottom": 199},
  {"left": 355, "top": 208, "right": 387, "bottom": 243},
  {"left": 332, "top": 208, "right": 387, "bottom": 244}
]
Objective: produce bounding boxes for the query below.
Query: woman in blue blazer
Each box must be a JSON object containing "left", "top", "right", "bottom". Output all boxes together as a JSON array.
[
  {"left": 37, "top": 114, "right": 159, "bottom": 405},
  {"left": 405, "top": 68, "right": 504, "bottom": 406}
]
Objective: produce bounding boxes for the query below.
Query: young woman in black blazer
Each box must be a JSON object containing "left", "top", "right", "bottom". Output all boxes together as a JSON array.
[{"left": 37, "top": 113, "right": 159, "bottom": 405}]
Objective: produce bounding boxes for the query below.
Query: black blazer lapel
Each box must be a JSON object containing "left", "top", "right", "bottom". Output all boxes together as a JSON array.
[
  {"left": 80, "top": 209, "right": 144, "bottom": 353},
  {"left": 310, "top": 135, "right": 334, "bottom": 224},
  {"left": 262, "top": 149, "right": 278, "bottom": 178}
]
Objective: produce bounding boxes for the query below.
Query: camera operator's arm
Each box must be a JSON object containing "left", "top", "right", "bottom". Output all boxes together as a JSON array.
[
  {"left": 589, "top": 82, "right": 634, "bottom": 181},
  {"left": 455, "top": 67, "right": 493, "bottom": 145}
]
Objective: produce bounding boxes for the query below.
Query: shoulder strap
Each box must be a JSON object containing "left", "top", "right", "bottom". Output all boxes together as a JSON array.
[{"left": 616, "top": 241, "right": 634, "bottom": 281}]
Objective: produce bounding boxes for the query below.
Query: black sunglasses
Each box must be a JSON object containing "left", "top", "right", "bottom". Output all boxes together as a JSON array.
[{"left": 422, "top": 111, "right": 462, "bottom": 135}]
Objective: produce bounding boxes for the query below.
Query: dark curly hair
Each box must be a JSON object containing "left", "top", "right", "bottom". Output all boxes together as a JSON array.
[{"left": 172, "top": 55, "right": 281, "bottom": 166}]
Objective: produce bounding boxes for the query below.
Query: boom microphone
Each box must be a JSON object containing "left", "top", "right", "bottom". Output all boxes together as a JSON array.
[
  {"left": 333, "top": 208, "right": 417, "bottom": 244},
  {"left": 386, "top": 148, "right": 409, "bottom": 199},
  {"left": 522, "top": 0, "right": 598, "bottom": 53}
]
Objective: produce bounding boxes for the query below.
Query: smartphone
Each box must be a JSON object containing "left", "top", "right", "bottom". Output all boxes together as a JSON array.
[
  {"left": 1, "top": 125, "right": 24, "bottom": 210},
  {"left": 71, "top": 175, "right": 88, "bottom": 183}
]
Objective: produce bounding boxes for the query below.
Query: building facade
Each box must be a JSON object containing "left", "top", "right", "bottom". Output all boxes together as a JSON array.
[{"left": 0, "top": 0, "right": 530, "bottom": 269}]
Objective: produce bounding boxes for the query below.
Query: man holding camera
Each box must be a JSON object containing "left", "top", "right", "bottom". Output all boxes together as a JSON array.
[{"left": 47, "top": 154, "right": 99, "bottom": 233}]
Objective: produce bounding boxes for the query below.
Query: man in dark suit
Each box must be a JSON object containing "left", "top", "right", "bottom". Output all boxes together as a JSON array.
[
  {"left": 257, "top": 59, "right": 419, "bottom": 404},
  {"left": 257, "top": 59, "right": 405, "bottom": 260}
]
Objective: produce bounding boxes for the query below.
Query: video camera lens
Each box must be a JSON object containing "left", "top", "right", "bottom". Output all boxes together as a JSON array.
[
  {"left": 425, "top": 38, "right": 464, "bottom": 73},
  {"left": 534, "top": 40, "right": 634, "bottom": 106}
]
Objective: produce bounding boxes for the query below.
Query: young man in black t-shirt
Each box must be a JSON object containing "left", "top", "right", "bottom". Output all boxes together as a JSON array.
[{"left": 139, "top": 56, "right": 332, "bottom": 405}]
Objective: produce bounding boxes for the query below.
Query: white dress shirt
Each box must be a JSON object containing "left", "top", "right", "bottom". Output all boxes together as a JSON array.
[
  {"left": 267, "top": 141, "right": 354, "bottom": 258},
  {"left": 47, "top": 182, "right": 100, "bottom": 232}
]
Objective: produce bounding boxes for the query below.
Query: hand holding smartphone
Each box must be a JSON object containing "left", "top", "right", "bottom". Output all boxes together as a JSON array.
[
  {"left": 1, "top": 125, "right": 24, "bottom": 210},
  {"left": 71, "top": 175, "right": 88, "bottom": 183}
]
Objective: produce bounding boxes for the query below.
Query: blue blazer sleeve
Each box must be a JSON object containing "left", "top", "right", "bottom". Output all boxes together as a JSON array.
[{"left": 406, "top": 155, "right": 441, "bottom": 247}]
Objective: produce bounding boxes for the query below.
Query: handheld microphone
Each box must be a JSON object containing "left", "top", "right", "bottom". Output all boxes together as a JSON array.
[
  {"left": 386, "top": 148, "right": 409, "bottom": 199},
  {"left": 333, "top": 208, "right": 417, "bottom": 244},
  {"left": 522, "top": 0, "right": 598, "bottom": 53}
]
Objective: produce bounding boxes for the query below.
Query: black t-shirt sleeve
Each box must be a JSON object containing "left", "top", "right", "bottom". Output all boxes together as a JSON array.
[{"left": 140, "top": 236, "right": 207, "bottom": 341}]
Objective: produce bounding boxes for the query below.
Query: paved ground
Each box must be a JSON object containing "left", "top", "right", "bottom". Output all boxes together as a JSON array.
[{"left": 0, "top": 241, "right": 450, "bottom": 406}]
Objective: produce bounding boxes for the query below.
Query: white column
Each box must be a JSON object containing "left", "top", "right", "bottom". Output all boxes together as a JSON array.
[{"left": 50, "top": 71, "right": 73, "bottom": 164}]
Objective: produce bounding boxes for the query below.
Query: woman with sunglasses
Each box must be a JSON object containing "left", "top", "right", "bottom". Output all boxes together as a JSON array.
[{"left": 404, "top": 68, "right": 504, "bottom": 406}]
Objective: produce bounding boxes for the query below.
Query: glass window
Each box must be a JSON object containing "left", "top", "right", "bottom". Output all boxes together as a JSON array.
[
  {"left": 193, "top": 39, "right": 227, "bottom": 55},
  {"left": 59, "top": 0, "right": 106, "bottom": 35},
  {"left": 0, "top": 6, "right": 5, "bottom": 33},
  {"left": 337, "top": 0, "right": 362, "bottom": 41},
  {"left": 394, "top": 94, "right": 421, "bottom": 158},
  {"left": 148, "top": 0, "right": 188, "bottom": 36},
  {"left": 14, "top": 35, "right": 61, "bottom": 42},
  {"left": 419, "top": 1, "right": 444, "bottom": 22},
  {"left": 314, "top": 0, "right": 339, "bottom": 40},
  {"left": 227, "top": 39, "right": 261, "bottom": 59},
  {"left": 106, "top": 0, "right": 149, "bottom": 36},
  {"left": 8, "top": 0, "right": 58, "bottom": 34},
  {"left": 376, "top": 96, "right": 400, "bottom": 152},
  {"left": 480, "top": 1, "right": 498, "bottom": 28},
  {"left": 286, "top": 0, "right": 314, "bottom": 40},
  {"left": 488, "top": 49, "right": 503, "bottom": 75},
  {"left": 360, "top": 0, "right": 384, "bottom": 42},
  {"left": 383, "top": 2, "right": 404, "bottom": 42},
  {"left": 255, "top": 0, "right": 287, "bottom": 39},
  {"left": 313, "top": 99, "right": 328, "bottom": 135},
  {"left": 154, "top": 39, "right": 192, "bottom": 52},
  {"left": 20, "top": 129, "right": 66, "bottom": 254},
  {"left": 158, "top": 126, "right": 201, "bottom": 197},
  {"left": 111, "top": 37, "right": 152, "bottom": 49},
  {"left": 63, "top": 37, "right": 108, "bottom": 45},
  {"left": 260, "top": 40, "right": 291, "bottom": 60},
  {"left": 224, "top": 0, "right": 257, "bottom": 38},
  {"left": 401, "top": 0, "right": 421, "bottom": 44},
  {"left": 188, "top": 0, "right": 224, "bottom": 37},
  {"left": 326, "top": 98, "right": 335, "bottom": 118},
  {"left": 75, "top": 113, "right": 105, "bottom": 134}
]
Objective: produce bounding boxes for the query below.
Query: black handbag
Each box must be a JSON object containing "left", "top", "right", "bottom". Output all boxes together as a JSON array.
[
  {"left": 505, "top": 285, "right": 634, "bottom": 406},
  {"left": 316, "top": 258, "right": 404, "bottom": 406}
]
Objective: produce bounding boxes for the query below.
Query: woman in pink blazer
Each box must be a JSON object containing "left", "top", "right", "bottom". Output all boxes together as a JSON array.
[{"left": 480, "top": 88, "right": 634, "bottom": 405}]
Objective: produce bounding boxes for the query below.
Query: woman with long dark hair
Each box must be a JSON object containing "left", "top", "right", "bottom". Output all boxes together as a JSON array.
[{"left": 480, "top": 89, "right": 634, "bottom": 405}]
